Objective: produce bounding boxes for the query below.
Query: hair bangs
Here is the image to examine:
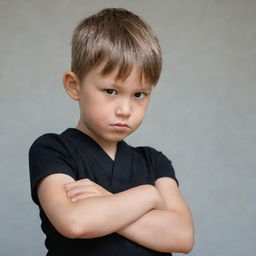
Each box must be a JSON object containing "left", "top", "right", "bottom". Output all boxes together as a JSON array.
[{"left": 71, "top": 8, "right": 162, "bottom": 86}]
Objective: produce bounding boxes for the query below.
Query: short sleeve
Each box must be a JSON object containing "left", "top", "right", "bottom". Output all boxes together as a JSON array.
[
  {"left": 28, "top": 134, "right": 76, "bottom": 205},
  {"left": 155, "top": 151, "right": 179, "bottom": 187}
]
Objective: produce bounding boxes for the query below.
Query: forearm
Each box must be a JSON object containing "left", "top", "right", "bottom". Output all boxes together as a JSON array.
[
  {"left": 115, "top": 208, "right": 194, "bottom": 253},
  {"left": 74, "top": 184, "right": 157, "bottom": 238}
]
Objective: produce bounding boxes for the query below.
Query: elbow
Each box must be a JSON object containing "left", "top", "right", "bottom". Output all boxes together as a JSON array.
[
  {"left": 56, "top": 220, "right": 81, "bottom": 239},
  {"left": 180, "top": 228, "right": 195, "bottom": 254},
  {"left": 169, "top": 227, "right": 195, "bottom": 254},
  {"left": 178, "top": 213, "right": 195, "bottom": 254},
  {"left": 173, "top": 237, "right": 194, "bottom": 254},
  {"left": 59, "top": 227, "right": 79, "bottom": 239},
  {"left": 66, "top": 215, "right": 92, "bottom": 239},
  {"left": 181, "top": 243, "right": 194, "bottom": 254},
  {"left": 54, "top": 212, "right": 89, "bottom": 239}
]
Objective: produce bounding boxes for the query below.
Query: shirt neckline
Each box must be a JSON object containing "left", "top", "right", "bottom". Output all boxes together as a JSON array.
[
  {"left": 62, "top": 127, "right": 122, "bottom": 163},
  {"left": 62, "top": 127, "right": 133, "bottom": 184}
]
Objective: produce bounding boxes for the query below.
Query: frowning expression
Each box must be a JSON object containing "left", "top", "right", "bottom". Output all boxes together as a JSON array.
[{"left": 76, "top": 61, "right": 153, "bottom": 147}]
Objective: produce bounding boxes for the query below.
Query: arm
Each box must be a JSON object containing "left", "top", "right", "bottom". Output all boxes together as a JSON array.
[
  {"left": 112, "top": 178, "right": 195, "bottom": 253},
  {"left": 37, "top": 173, "right": 161, "bottom": 239},
  {"left": 67, "top": 177, "right": 194, "bottom": 253}
]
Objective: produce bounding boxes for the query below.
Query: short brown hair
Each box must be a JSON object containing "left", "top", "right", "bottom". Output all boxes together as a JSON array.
[{"left": 71, "top": 8, "right": 162, "bottom": 86}]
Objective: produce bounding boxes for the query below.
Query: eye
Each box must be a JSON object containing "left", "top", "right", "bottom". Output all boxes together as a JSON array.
[
  {"left": 134, "top": 92, "right": 147, "bottom": 99},
  {"left": 104, "top": 89, "right": 117, "bottom": 95}
]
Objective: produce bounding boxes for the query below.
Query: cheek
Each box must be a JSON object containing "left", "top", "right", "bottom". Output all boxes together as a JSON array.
[
  {"left": 133, "top": 104, "right": 148, "bottom": 122},
  {"left": 84, "top": 98, "right": 112, "bottom": 120}
]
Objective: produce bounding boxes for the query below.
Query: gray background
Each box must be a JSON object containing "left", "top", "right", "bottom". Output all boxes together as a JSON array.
[{"left": 0, "top": 0, "right": 255, "bottom": 255}]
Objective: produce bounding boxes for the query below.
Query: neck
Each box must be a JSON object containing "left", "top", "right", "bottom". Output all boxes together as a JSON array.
[{"left": 75, "top": 123, "right": 117, "bottom": 160}]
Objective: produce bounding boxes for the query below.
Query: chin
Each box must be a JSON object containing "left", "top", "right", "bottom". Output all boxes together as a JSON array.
[{"left": 107, "top": 133, "right": 130, "bottom": 142}]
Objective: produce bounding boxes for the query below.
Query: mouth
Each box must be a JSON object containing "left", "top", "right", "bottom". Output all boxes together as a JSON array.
[
  {"left": 111, "top": 123, "right": 130, "bottom": 130},
  {"left": 113, "top": 123, "right": 129, "bottom": 127}
]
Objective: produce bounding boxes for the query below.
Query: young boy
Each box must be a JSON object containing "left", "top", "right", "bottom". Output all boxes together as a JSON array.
[{"left": 29, "top": 8, "right": 194, "bottom": 256}]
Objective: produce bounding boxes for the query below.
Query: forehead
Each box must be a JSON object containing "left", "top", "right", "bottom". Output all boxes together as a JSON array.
[{"left": 88, "top": 61, "right": 152, "bottom": 90}]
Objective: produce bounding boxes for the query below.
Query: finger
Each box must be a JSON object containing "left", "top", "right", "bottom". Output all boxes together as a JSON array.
[
  {"left": 64, "top": 180, "right": 89, "bottom": 191},
  {"left": 64, "top": 178, "right": 94, "bottom": 190},
  {"left": 67, "top": 184, "right": 101, "bottom": 198},
  {"left": 72, "top": 178, "right": 94, "bottom": 185},
  {"left": 66, "top": 185, "right": 92, "bottom": 198},
  {"left": 71, "top": 192, "right": 100, "bottom": 202}
]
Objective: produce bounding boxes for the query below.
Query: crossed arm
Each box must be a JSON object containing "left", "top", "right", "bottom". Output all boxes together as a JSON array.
[
  {"left": 113, "top": 178, "right": 194, "bottom": 253},
  {"left": 37, "top": 174, "right": 195, "bottom": 253}
]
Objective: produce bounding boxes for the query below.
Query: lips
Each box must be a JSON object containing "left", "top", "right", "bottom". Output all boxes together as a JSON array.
[{"left": 113, "top": 123, "right": 129, "bottom": 127}]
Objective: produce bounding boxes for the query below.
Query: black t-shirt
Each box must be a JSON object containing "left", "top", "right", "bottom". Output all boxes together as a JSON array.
[{"left": 28, "top": 128, "right": 179, "bottom": 256}]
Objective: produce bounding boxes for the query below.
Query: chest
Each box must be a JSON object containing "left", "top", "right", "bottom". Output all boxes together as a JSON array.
[{"left": 73, "top": 149, "right": 155, "bottom": 194}]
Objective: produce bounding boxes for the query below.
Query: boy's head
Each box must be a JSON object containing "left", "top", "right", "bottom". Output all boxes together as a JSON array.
[
  {"left": 71, "top": 7, "right": 162, "bottom": 86},
  {"left": 63, "top": 8, "right": 162, "bottom": 150}
]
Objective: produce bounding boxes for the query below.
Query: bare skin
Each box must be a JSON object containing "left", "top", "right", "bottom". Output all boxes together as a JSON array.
[{"left": 63, "top": 177, "right": 195, "bottom": 253}]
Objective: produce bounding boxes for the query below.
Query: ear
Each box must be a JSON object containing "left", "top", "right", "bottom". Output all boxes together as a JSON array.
[{"left": 62, "top": 71, "right": 81, "bottom": 101}]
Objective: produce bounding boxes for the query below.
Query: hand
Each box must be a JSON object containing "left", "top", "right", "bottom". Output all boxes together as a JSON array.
[{"left": 64, "top": 178, "right": 113, "bottom": 202}]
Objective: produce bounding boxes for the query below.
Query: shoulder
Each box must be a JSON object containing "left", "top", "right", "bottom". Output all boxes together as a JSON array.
[
  {"left": 129, "top": 144, "right": 173, "bottom": 169},
  {"left": 28, "top": 131, "right": 77, "bottom": 205},
  {"left": 30, "top": 132, "right": 64, "bottom": 148},
  {"left": 29, "top": 132, "right": 74, "bottom": 156},
  {"left": 28, "top": 131, "right": 77, "bottom": 173},
  {"left": 134, "top": 145, "right": 170, "bottom": 164},
  {"left": 132, "top": 144, "right": 179, "bottom": 186}
]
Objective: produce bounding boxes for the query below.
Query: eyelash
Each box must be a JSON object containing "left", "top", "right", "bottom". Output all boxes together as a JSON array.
[{"left": 104, "top": 89, "right": 147, "bottom": 99}]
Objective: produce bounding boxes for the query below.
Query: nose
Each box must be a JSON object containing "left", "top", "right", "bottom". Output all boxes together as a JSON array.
[{"left": 115, "top": 98, "right": 131, "bottom": 118}]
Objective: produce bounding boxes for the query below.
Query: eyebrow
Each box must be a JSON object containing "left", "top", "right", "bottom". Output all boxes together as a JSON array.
[{"left": 110, "top": 82, "right": 152, "bottom": 91}]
